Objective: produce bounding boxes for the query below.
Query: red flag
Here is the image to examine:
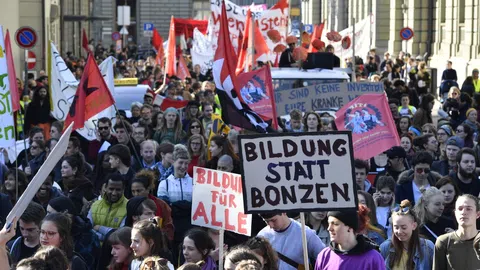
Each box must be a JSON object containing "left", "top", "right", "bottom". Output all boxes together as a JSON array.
[
  {"left": 65, "top": 54, "right": 115, "bottom": 131},
  {"left": 236, "top": 9, "right": 270, "bottom": 75},
  {"left": 177, "top": 54, "right": 191, "bottom": 80},
  {"left": 165, "top": 16, "right": 176, "bottom": 77},
  {"left": 82, "top": 29, "right": 91, "bottom": 54},
  {"left": 335, "top": 94, "right": 400, "bottom": 160},
  {"left": 152, "top": 28, "right": 163, "bottom": 50},
  {"left": 237, "top": 65, "right": 278, "bottom": 129},
  {"left": 308, "top": 22, "right": 325, "bottom": 53},
  {"left": 4, "top": 30, "right": 20, "bottom": 112},
  {"left": 213, "top": 1, "right": 270, "bottom": 132},
  {"left": 153, "top": 95, "right": 188, "bottom": 111},
  {"left": 152, "top": 28, "right": 164, "bottom": 66}
]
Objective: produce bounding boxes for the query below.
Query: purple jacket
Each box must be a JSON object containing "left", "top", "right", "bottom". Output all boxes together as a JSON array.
[{"left": 315, "top": 235, "right": 385, "bottom": 270}]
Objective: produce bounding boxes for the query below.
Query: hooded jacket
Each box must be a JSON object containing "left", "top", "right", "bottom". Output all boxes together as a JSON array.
[
  {"left": 72, "top": 215, "right": 100, "bottom": 270},
  {"left": 395, "top": 169, "right": 442, "bottom": 205},
  {"left": 315, "top": 235, "right": 385, "bottom": 270}
]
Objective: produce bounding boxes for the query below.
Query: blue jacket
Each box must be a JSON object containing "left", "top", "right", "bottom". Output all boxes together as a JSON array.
[
  {"left": 380, "top": 238, "right": 434, "bottom": 270},
  {"left": 431, "top": 160, "right": 453, "bottom": 176},
  {"left": 395, "top": 169, "right": 442, "bottom": 206}
]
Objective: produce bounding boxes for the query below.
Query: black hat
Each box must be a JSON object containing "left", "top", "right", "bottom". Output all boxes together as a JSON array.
[
  {"left": 125, "top": 196, "right": 148, "bottom": 227},
  {"left": 386, "top": 146, "right": 407, "bottom": 159},
  {"left": 187, "top": 100, "right": 200, "bottom": 107},
  {"left": 49, "top": 196, "right": 78, "bottom": 216},
  {"left": 328, "top": 209, "right": 358, "bottom": 231}
]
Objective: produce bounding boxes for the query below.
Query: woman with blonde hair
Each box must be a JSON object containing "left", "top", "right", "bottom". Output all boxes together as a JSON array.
[
  {"left": 187, "top": 134, "right": 208, "bottom": 176},
  {"left": 414, "top": 187, "right": 456, "bottom": 243}
]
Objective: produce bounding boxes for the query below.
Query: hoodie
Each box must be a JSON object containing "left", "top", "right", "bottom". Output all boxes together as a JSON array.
[
  {"left": 395, "top": 169, "right": 442, "bottom": 205},
  {"left": 72, "top": 215, "right": 100, "bottom": 270},
  {"left": 315, "top": 235, "right": 385, "bottom": 270}
]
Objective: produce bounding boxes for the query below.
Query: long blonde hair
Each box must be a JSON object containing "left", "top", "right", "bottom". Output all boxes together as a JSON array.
[{"left": 413, "top": 187, "right": 443, "bottom": 226}]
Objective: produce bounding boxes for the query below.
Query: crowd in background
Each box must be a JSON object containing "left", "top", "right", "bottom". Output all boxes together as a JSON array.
[{"left": 2, "top": 38, "right": 480, "bottom": 270}]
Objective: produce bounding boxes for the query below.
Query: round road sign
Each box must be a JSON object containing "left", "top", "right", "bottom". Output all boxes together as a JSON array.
[
  {"left": 112, "top": 32, "right": 121, "bottom": 41},
  {"left": 400, "top": 27, "right": 414, "bottom": 41},
  {"left": 15, "top": 27, "right": 38, "bottom": 49},
  {"left": 27, "top": 51, "right": 36, "bottom": 69},
  {"left": 341, "top": 36, "right": 351, "bottom": 50}
]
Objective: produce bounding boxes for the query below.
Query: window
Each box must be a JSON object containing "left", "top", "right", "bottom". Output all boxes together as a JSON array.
[{"left": 193, "top": 0, "right": 210, "bottom": 20}]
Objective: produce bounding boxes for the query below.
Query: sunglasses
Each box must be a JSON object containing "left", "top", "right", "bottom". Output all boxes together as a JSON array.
[
  {"left": 98, "top": 126, "right": 110, "bottom": 131},
  {"left": 415, "top": 168, "right": 430, "bottom": 174},
  {"left": 456, "top": 129, "right": 464, "bottom": 133},
  {"left": 191, "top": 125, "right": 201, "bottom": 129},
  {"left": 393, "top": 206, "right": 410, "bottom": 214}
]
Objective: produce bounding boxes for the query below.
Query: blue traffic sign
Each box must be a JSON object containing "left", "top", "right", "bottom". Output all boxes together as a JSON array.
[
  {"left": 304, "top": 24, "right": 313, "bottom": 34},
  {"left": 15, "top": 27, "right": 37, "bottom": 49},
  {"left": 144, "top": 23, "right": 154, "bottom": 31},
  {"left": 400, "top": 27, "right": 414, "bottom": 41}
]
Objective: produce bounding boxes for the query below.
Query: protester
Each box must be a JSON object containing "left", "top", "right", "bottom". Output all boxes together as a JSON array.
[
  {"left": 108, "top": 227, "right": 133, "bottom": 270},
  {"left": 258, "top": 212, "right": 325, "bottom": 269},
  {"left": 314, "top": 208, "right": 385, "bottom": 269},
  {"left": 433, "top": 194, "right": 480, "bottom": 269},
  {"left": 40, "top": 213, "right": 88, "bottom": 270},
  {"left": 187, "top": 134, "right": 207, "bottom": 176},
  {"left": 182, "top": 228, "right": 216, "bottom": 269},
  {"left": 108, "top": 144, "right": 135, "bottom": 198},
  {"left": 435, "top": 176, "right": 460, "bottom": 219},
  {"left": 224, "top": 247, "right": 262, "bottom": 270},
  {"left": 1, "top": 168, "right": 28, "bottom": 205},
  {"left": 379, "top": 200, "right": 434, "bottom": 269}
]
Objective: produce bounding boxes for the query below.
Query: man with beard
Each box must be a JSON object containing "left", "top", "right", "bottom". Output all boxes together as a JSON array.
[
  {"left": 88, "top": 173, "right": 128, "bottom": 241},
  {"left": 450, "top": 148, "right": 479, "bottom": 196},
  {"left": 87, "top": 117, "right": 118, "bottom": 164},
  {"left": 432, "top": 136, "right": 463, "bottom": 176},
  {"left": 8, "top": 202, "right": 46, "bottom": 265},
  {"left": 24, "top": 86, "right": 52, "bottom": 139}
]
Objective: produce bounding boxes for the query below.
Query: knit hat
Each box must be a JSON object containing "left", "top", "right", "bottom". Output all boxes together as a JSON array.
[
  {"left": 438, "top": 125, "right": 453, "bottom": 136},
  {"left": 328, "top": 209, "right": 358, "bottom": 231},
  {"left": 446, "top": 136, "right": 464, "bottom": 149},
  {"left": 48, "top": 196, "right": 78, "bottom": 216},
  {"left": 466, "top": 108, "right": 476, "bottom": 118},
  {"left": 473, "top": 68, "right": 479, "bottom": 74},
  {"left": 126, "top": 196, "right": 148, "bottom": 227},
  {"left": 408, "top": 126, "right": 421, "bottom": 137}
]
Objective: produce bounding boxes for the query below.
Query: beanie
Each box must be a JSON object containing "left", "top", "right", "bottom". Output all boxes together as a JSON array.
[
  {"left": 49, "top": 196, "right": 78, "bottom": 216},
  {"left": 126, "top": 196, "right": 147, "bottom": 227},
  {"left": 328, "top": 209, "right": 359, "bottom": 231}
]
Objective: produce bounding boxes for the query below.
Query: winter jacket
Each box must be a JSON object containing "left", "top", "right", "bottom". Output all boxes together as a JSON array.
[
  {"left": 72, "top": 215, "right": 101, "bottom": 270},
  {"left": 395, "top": 169, "right": 442, "bottom": 205}
]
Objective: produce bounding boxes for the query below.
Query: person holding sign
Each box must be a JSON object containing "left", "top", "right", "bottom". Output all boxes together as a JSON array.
[
  {"left": 314, "top": 208, "right": 385, "bottom": 270},
  {"left": 258, "top": 212, "right": 326, "bottom": 270}
]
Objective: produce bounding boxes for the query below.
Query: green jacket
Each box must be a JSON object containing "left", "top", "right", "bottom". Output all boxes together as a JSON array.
[{"left": 90, "top": 195, "right": 128, "bottom": 228}]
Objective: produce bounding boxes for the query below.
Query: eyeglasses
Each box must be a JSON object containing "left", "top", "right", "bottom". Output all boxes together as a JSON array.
[
  {"left": 415, "top": 168, "right": 430, "bottom": 174},
  {"left": 191, "top": 125, "right": 201, "bottom": 129},
  {"left": 40, "top": 230, "right": 58, "bottom": 238},
  {"left": 98, "top": 126, "right": 110, "bottom": 131}
]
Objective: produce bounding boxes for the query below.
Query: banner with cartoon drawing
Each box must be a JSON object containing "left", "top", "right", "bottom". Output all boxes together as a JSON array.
[
  {"left": 335, "top": 94, "right": 399, "bottom": 160},
  {"left": 237, "top": 66, "right": 278, "bottom": 129}
]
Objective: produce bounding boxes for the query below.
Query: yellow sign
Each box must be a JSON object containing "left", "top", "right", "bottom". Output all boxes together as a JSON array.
[
  {"left": 290, "top": 7, "right": 300, "bottom": 16},
  {"left": 114, "top": 78, "right": 138, "bottom": 86}
]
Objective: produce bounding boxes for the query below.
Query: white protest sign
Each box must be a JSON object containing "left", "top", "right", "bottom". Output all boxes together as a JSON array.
[
  {"left": 0, "top": 26, "right": 16, "bottom": 148},
  {"left": 238, "top": 132, "right": 358, "bottom": 213},
  {"left": 322, "top": 15, "right": 374, "bottom": 61},
  {"left": 6, "top": 122, "right": 73, "bottom": 226},
  {"left": 275, "top": 82, "right": 384, "bottom": 116},
  {"left": 208, "top": 0, "right": 289, "bottom": 62},
  {"left": 49, "top": 42, "right": 79, "bottom": 120},
  {"left": 192, "top": 28, "right": 214, "bottom": 75},
  {"left": 192, "top": 167, "right": 252, "bottom": 236}
]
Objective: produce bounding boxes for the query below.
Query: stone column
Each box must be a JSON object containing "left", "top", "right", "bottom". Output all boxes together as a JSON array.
[{"left": 388, "top": 0, "right": 403, "bottom": 54}]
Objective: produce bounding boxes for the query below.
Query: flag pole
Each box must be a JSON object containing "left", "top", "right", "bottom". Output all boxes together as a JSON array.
[
  {"left": 246, "top": 10, "right": 255, "bottom": 72},
  {"left": 112, "top": 104, "right": 143, "bottom": 167}
]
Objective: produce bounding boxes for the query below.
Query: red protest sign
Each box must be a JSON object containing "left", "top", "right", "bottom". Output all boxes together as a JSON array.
[{"left": 191, "top": 167, "right": 252, "bottom": 236}]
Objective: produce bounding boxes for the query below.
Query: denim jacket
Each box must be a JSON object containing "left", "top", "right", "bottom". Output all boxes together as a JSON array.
[{"left": 379, "top": 238, "right": 434, "bottom": 270}]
